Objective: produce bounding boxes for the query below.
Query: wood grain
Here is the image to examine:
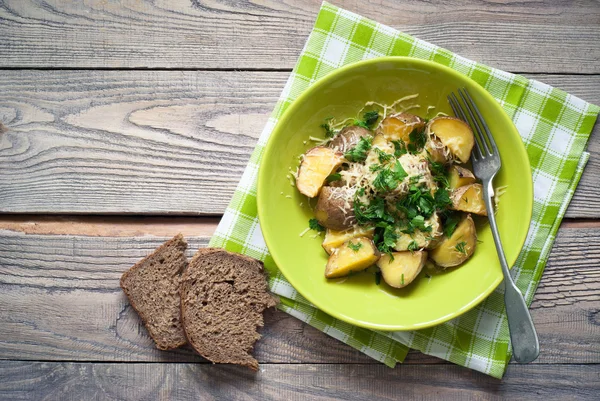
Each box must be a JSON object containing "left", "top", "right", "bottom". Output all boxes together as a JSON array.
[
  {"left": 0, "top": 226, "right": 598, "bottom": 364},
  {"left": 0, "top": 70, "right": 598, "bottom": 216},
  {"left": 1, "top": 362, "right": 598, "bottom": 401},
  {"left": 0, "top": 0, "right": 599, "bottom": 73}
]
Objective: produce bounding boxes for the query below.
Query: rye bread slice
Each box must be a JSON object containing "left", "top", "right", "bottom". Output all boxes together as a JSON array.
[
  {"left": 120, "top": 234, "right": 188, "bottom": 350},
  {"left": 180, "top": 248, "right": 278, "bottom": 370}
]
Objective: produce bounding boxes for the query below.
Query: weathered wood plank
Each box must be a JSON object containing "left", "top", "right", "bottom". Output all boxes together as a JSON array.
[
  {"left": 0, "top": 226, "right": 598, "bottom": 364},
  {"left": 0, "top": 0, "right": 599, "bottom": 73},
  {"left": 0, "top": 362, "right": 598, "bottom": 401},
  {"left": 0, "top": 71, "right": 598, "bottom": 216}
]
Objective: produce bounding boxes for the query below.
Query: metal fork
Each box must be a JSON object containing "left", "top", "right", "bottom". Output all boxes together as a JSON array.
[{"left": 448, "top": 88, "right": 540, "bottom": 364}]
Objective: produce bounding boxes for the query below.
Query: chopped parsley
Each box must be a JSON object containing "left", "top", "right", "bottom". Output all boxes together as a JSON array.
[
  {"left": 407, "top": 127, "right": 427, "bottom": 154},
  {"left": 455, "top": 241, "right": 468, "bottom": 255},
  {"left": 308, "top": 218, "right": 325, "bottom": 232},
  {"left": 375, "top": 270, "right": 382, "bottom": 285},
  {"left": 326, "top": 173, "right": 342, "bottom": 183},
  {"left": 434, "top": 187, "right": 452, "bottom": 210},
  {"left": 374, "top": 148, "right": 393, "bottom": 163},
  {"left": 320, "top": 117, "right": 335, "bottom": 138},
  {"left": 443, "top": 212, "right": 461, "bottom": 238},
  {"left": 362, "top": 110, "right": 380, "bottom": 129},
  {"left": 407, "top": 240, "right": 419, "bottom": 252},
  {"left": 427, "top": 157, "right": 451, "bottom": 189},
  {"left": 344, "top": 136, "right": 373, "bottom": 162},
  {"left": 373, "top": 162, "right": 408, "bottom": 193},
  {"left": 401, "top": 273, "right": 405, "bottom": 286},
  {"left": 392, "top": 140, "right": 407, "bottom": 157},
  {"left": 347, "top": 241, "right": 363, "bottom": 252}
]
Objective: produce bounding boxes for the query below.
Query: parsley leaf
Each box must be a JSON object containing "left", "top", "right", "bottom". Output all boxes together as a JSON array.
[
  {"left": 434, "top": 187, "right": 452, "bottom": 210},
  {"left": 407, "top": 240, "right": 419, "bottom": 252},
  {"left": 443, "top": 212, "right": 461, "bottom": 238},
  {"left": 344, "top": 136, "right": 373, "bottom": 162},
  {"left": 393, "top": 161, "right": 408, "bottom": 181},
  {"left": 320, "top": 117, "right": 335, "bottom": 138},
  {"left": 326, "top": 173, "right": 342, "bottom": 183},
  {"left": 392, "top": 140, "right": 407, "bottom": 157},
  {"left": 362, "top": 110, "right": 380, "bottom": 129},
  {"left": 347, "top": 241, "right": 363, "bottom": 252},
  {"left": 373, "top": 162, "right": 408, "bottom": 193},
  {"left": 401, "top": 273, "right": 405, "bottom": 286},
  {"left": 407, "top": 128, "right": 427, "bottom": 154},
  {"left": 374, "top": 223, "right": 398, "bottom": 258},
  {"left": 374, "top": 148, "right": 392, "bottom": 163},
  {"left": 308, "top": 218, "right": 325, "bottom": 232},
  {"left": 373, "top": 167, "right": 399, "bottom": 193}
]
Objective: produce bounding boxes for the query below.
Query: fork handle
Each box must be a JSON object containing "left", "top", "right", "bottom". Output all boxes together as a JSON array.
[{"left": 483, "top": 181, "right": 540, "bottom": 363}]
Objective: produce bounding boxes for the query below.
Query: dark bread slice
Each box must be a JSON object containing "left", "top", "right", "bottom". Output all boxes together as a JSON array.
[
  {"left": 120, "top": 234, "right": 188, "bottom": 350},
  {"left": 180, "top": 248, "right": 278, "bottom": 370}
]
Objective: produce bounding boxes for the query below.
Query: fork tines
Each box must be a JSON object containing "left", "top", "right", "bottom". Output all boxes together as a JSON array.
[{"left": 448, "top": 88, "right": 499, "bottom": 160}]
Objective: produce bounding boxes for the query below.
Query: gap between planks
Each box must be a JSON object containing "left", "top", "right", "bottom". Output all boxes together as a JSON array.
[{"left": 0, "top": 215, "right": 598, "bottom": 237}]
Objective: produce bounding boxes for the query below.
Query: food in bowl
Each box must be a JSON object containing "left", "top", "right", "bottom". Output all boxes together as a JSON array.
[{"left": 295, "top": 98, "right": 486, "bottom": 289}]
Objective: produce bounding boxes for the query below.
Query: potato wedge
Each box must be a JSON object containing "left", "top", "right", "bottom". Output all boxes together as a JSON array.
[
  {"left": 377, "top": 251, "right": 427, "bottom": 288},
  {"left": 329, "top": 126, "right": 371, "bottom": 153},
  {"left": 296, "top": 147, "right": 344, "bottom": 198},
  {"left": 424, "top": 136, "right": 451, "bottom": 164},
  {"left": 427, "top": 117, "right": 474, "bottom": 163},
  {"left": 325, "top": 237, "right": 380, "bottom": 278},
  {"left": 378, "top": 113, "right": 425, "bottom": 142},
  {"left": 315, "top": 186, "right": 357, "bottom": 230},
  {"left": 322, "top": 226, "right": 375, "bottom": 255},
  {"left": 430, "top": 214, "right": 477, "bottom": 268},
  {"left": 448, "top": 165, "right": 477, "bottom": 189},
  {"left": 450, "top": 183, "right": 487, "bottom": 216}
]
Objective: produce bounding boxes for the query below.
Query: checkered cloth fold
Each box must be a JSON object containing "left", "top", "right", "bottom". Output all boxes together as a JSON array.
[{"left": 210, "top": 2, "right": 599, "bottom": 378}]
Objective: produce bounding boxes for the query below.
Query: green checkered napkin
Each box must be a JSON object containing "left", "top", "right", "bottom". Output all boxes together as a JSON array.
[{"left": 210, "top": 2, "right": 599, "bottom": 378}]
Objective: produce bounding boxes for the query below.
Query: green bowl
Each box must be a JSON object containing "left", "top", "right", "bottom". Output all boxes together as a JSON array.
[{"left": 257, "top": 57, "right": 532, "bottom": 331}]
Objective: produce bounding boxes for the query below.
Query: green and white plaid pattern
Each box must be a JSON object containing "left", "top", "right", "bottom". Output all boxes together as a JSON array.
[{"left": 210, "top": 2, "right": 599, "bottom": 378}]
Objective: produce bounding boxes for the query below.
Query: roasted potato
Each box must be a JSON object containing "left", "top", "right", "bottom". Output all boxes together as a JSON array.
[
  {"left": 448, "top": 165, "right": 477, "bottom": 189},
  {"left": 378, "top": 113, "right": 426, "bottom": 143},
  {"left": 450, "top": 183, "right": 487, "bottom": 216},
  {"left": 393, "top": 214, "right": 442, "bottom": 251},
  {"left": 424, "top": 136, "right": 451, "bottom": 164},
  {"left": 315, "top": 186, "right": 356, "bottom": 230},
  {"left": 377, "top": 251, "right": 427, "bottom": 288},
  {"left": 427, "top": 117, "right": 474, "bottom": 163},
  {"left": 329, "top": 126, "right": 372, "bottom": 153},
  {"left": 296, "top": 147, "right": 344, "bottom": 198},
  {"left": 430, "top": 214, "right": 477, "bottom": 268},
  {"left": 322, "top": 226, "right": 375, "bottom": 255},
  {"left": 325, "top": 237, "right": 380, "bottom": 278}
]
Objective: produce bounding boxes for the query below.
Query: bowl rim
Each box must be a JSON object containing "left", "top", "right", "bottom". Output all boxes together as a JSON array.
[{"left": 257, "top": 56, "right": 533, "bottom": 331}]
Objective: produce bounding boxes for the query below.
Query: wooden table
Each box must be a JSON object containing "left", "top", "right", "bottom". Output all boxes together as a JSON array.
[{"left": 0, "top": 1, "right": 598, "bottom": 399}]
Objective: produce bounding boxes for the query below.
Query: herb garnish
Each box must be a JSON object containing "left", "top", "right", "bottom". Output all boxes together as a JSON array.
[
  {"left": 443, "top": 212, "right": 461, "bottom": 238},
  {"left": 353, "top": 111, "right": 380, "bottom": 130},
  {"left": 320, "top": 117, "right": 335, "bottom": 138},
  {"left": 375, "top": 271, "right": 382, "bottom": 285},
  {"left": 373, "top": 162, "right": 408, "bottom": 193},
  {"left": 455, "top": 241, "right": 468, "bottom": 255},
  {"left": 344, "top": 136, "right": 373, "bottom": 162},
  {"left": 392, "top": 140, "right": 407, "bottom": 157},
  {"left": 347, "top": 241, "right": 363, "bottom": 252},
  {"left": 308, "top": 218, "right": 325, "bottom": 232},
  {"left": 407, "top": 128, "right": 427, "bottom": 154},
  {"left": 407, "top": 240, "right": 419, "bottom": 252},
  {"left": 374, "top": 148, "right": 393, "bottom": 163},
  {"left": 401, "top": 273, "right": 405, "bottom": 286},
  {"left": 326, "top": 173, "right": 342, "bottom": 183}
]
